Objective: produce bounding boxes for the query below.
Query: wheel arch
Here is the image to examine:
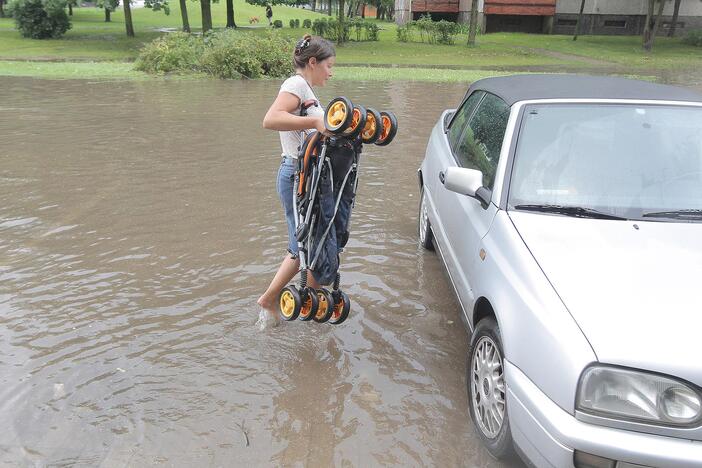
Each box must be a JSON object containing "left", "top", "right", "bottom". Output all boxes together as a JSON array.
[{"left": 472, "top": 296, "right": 496, "bottom": 330}]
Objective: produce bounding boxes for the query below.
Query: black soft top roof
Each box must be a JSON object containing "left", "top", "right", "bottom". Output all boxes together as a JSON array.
[{"left": 468, "top": 74, "right": 702, "bottom": 106}]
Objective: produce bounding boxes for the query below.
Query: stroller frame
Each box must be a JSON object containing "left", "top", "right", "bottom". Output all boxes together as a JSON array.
[
  {"left": 291, "top": 132, "right": 360, "bottom": 324},
  {"left": 278, "top": 96, "right": 397, "bottom": 325}
]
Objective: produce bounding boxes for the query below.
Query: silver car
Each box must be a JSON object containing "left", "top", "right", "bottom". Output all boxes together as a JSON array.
[{"left": 417, "top": 75, "right": 702, "bottom": 468}]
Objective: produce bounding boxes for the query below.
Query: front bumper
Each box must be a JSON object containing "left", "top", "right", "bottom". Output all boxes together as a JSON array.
[{"left": 506, "top": 361, "right": 702, "bottom": 468}]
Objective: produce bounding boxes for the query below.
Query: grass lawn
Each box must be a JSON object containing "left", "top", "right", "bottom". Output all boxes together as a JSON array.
[{"left": 1, "top": 0, "right": 701, "bottom": 80}]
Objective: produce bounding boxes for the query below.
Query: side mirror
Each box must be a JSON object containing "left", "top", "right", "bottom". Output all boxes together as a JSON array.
[{"left": 440, "top": 167, "right": 491, "bottom": 208}]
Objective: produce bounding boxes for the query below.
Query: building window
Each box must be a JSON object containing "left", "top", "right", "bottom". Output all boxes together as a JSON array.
[
  {"left": 604, "top": 20, "right": 627, "bottom": 28},
  {"left": 557, "top": 19, "right": 577, "bottom": 26},
  {"left": 663, "top": 21, "right": 685, "bottom": 29}
]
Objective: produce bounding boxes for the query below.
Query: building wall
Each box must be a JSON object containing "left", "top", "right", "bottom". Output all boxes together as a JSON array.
[
  {"left": 556, "top": 0, "right": 702, "bottom": 17},
  {"left": 554, "top": 0, "right": 702, "bottom": 36},
  {"left": 397, "top": 0, "right": 702, "bottom": 34}
]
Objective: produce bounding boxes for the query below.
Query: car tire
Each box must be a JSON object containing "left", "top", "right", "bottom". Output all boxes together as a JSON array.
[
  {"left": 418, "top": 186, "right": 434, "bottom": 251},
  {"left": 467, "top": 317, "right": 516, "bottom": 460}
]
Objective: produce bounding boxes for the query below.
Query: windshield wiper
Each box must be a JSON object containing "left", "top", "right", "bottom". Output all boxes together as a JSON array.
[
  {"left": 642, "top": 209, "right": 702, "bottom": 220},
  {"left": 513, "top": 204, "right": 627, "bottom": 220}
]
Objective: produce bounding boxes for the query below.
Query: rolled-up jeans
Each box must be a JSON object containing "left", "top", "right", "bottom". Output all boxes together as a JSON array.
[{"left": 276, "top": 156, "right": 298, "bottom": 257}]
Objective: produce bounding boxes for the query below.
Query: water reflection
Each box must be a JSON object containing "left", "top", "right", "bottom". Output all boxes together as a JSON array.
[{"left": 0, "top": 76, "right": 524, "bottom": 466}]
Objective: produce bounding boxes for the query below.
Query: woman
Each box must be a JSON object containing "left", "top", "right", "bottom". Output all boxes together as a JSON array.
[{"left": 258, "top": 34, "right": 336, "bottom": 329}]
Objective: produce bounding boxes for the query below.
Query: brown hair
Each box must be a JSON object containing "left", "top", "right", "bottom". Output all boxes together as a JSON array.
[{"left": 293, "top": 34, "right": 335, "bottom": 70}]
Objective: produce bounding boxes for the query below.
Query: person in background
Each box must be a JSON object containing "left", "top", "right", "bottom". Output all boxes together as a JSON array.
[{"left": 265, "top": 4, "right": 273, "bottom": 27}]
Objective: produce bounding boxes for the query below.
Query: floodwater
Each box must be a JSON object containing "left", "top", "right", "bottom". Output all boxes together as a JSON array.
[{"left": 1, "top": 76, "right": 522, "bottom": 467}]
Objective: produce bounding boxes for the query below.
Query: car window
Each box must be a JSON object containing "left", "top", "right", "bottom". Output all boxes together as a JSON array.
[
  {"left": 447, "top": 91, "right": 484, "bottom": 154},
  {"left": 455, "top": 93, "right": 510, "bottom": 190}
]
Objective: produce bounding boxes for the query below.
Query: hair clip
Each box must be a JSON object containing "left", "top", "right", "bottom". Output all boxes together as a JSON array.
[{"left": 295, "top": 37, "right": 310, "bottom": 54}]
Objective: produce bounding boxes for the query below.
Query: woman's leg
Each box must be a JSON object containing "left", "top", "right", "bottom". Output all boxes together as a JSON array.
[
  {"left": 258, "top": 257, "right": 321, "bottom": 313},
  {"left": 257, "top": 254, "right": 299, "bottom": 313}
]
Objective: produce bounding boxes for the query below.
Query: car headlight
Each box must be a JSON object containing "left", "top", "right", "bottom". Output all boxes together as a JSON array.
[{"left": 577, "top": 366, "right": 702, "bottom": 427}]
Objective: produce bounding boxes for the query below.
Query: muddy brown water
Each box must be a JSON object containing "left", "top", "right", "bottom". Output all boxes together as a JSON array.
[
  {"left": 10, "top": 70, "right": 701, "bottom": 467},
  {"left": 0, "top": 76, "right": 523, "bottom": 467}
]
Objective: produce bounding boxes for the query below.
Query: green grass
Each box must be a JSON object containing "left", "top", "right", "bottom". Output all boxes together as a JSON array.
[{"left": 1, "top": 1, "right": 701, "bottom": 80}]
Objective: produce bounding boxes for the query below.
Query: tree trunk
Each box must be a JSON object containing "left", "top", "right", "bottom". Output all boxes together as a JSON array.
[
  {"left": 179, "top": 0, "right": 190, "bottom": 32},
  {"left": 573, "top": 0, "right": 585, "bottom": 41},
  {"left": 311, "top": 0, "right": 315, "bottom": 12},
  {"left": 68, "top": 2, "right": 72, "bottom": 15},
  {"left": 124, "top": 0, "right": 134, "bottom": 36},
  {"left": 467, "top": 0, "right": 478, "bottom": 46},
  {"left": 346, "top": 0, "right": 353, "bottom": 18},
  {"left": 226, "top": 0, "right": 236, "bottom": 28},
  {"left": 338, "top": 0, "right": 345, "bottom": 44},
  {"left": 201, "top": 0, "right": 212, "bottom": 32},
  {"left": 327, "top": 0, "right": 331, "bottom": 16},
  {"left": 0, "top": 0, "right": 5, "bottom": 18},
  {"left": 361, "top": 3, "right": 364, "bottom": 18},
  {"left": 668, "top": 0, "right": 681, "bottom": 37},
  {"left": 105, "top": 7, "right": 111, "bottom": 21},
  {"left": 642, "top": 0, "right": 655, "bottom": 51},
  {"left": 650, "top": 0, "right": 666, "bottom": 38}
]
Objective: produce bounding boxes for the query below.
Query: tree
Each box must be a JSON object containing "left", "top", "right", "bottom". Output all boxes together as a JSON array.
[
  {"left": 0, "top": 0, "right": 6, "bottom": 17},
  {"left": 123, "top": 0, "right": 134, "bottom": 35},
  {"left": 338, "top": 0, "right": 344, "bottom": 44},
  {"left": 200, "top": 0, "right": 212, "bottom": 31},
  {"left": 178, "top": 0, "right": 189, "bottom": 31},
  {"left": 96, "top": 0, "right": 119, "bottom": 22},
  {"left": 467, "top": 0, "right": 478, "bottom": 46},
  {"left": 643, "top": 0, "right": 667, "bottom": 52},
  {"left": 668, "top": 0, "right": 681, "bottom": 37},
  {"left": 225, "top": 0, "right": 236, "bottom": 27},
  {"left": 66, "top": 0, "right": 76, "bottom": 15},
  {"left": 573, "top": 0, "right": 585, "bottom": 41}
]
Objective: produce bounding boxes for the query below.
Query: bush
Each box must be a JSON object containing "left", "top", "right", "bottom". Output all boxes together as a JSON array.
[
  {"left": 294, "top": 18, "right": 299, "bottom": 28},
  {"left": 7, "top": 0, "right": 71, "bottom": 39},
  {"left": 396, "top": 23, "right": 410, "bottom": 42},
  {"left": 364, "top": 22, "right": 379, "bottom": 41},
  {"left": 683, "top": 29, "right": 702, "bottom": 47},
  {"left": 289, "top": 18, "right": 296, "bottom": 28},
  {"left": 135, "top": 32, "right": 205, "bottom": 73},
  {"left": 273, "top": 19, "right": 282, "bottom": 28},
  {"left": 302, "top": 18, "right": 311, "bottom": 29},
  {"left": 433, "top": 20, "right": 460, "bottom": 45},
  {"left": 199, "top": 30, "right": 293, "bottom": 79},
  {"left": 395, "top": 16, "right": 462, "bottom": 45}
]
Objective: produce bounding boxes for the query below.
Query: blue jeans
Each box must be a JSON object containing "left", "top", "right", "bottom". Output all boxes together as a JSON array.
[{"left": 276, "top": 156, "right": 298, "bottom": 256}]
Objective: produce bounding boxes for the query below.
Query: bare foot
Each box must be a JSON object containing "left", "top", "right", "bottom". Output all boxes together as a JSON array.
[{"left": 257, "top": 295, "right": 277, "bottom": 314}]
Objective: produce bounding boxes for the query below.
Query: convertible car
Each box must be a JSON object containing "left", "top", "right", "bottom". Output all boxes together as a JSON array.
[{"left": 418, "top": 75, "right": 702, "bottom": 468}]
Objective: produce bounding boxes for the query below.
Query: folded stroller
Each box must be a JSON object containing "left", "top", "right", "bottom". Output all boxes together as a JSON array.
[{"left": 279, "top": 97, "right": 398, "bottom": 325}]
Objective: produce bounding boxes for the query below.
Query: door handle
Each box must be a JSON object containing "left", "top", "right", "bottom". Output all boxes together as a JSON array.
[{"left": 439, "top": 171, "right": 445, "bottom": 185}]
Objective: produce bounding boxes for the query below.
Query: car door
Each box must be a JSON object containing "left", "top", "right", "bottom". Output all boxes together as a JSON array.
[{"left": 435, "top": 92, "right": 511, "bottom": 312}]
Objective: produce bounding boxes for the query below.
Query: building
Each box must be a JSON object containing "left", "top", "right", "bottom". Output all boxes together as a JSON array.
[{"left": 394, "top": 0, "right": 702, "bottom": 37}]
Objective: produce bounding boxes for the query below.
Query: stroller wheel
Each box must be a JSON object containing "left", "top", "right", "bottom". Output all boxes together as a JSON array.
[
  {"left": 329, "top": 290, "right": 351, "bottom": 325},
  {"left": 361, "top": 107, "right": 383, "bottom": 144},
  {"left": 298, "top": 288, "right": 319, "bottom": 321},
  {"left": 375, "top": 111, "right": 398, "bottom": 147},
  {"left": 313, "top": 288, "right": 334, "bottom": 323},
  {"left": 279, "top": 286, "right": 301, "bottom": 321},
  {"left": 342, "top": 105, "right": 367, "bottom": 139},
  {"left": 325, "top": 97, "right": 354, "bottom": 134}
]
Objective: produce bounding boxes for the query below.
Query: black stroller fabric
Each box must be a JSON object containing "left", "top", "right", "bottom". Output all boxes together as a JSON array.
[{"left": 303, "top": 136, "right": 359, "bottom": 285}]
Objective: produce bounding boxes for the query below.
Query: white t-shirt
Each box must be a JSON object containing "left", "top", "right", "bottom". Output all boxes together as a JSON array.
[{"left": 278, "top": 74, "right": 324, "bottom": 159}]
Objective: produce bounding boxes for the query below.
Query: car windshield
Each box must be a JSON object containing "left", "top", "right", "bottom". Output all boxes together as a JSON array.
[{"left": 509, "top": 103, "right": 702, "bottom": 221}]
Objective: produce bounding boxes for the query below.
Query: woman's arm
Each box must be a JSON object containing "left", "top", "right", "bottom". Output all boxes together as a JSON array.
[{"left": 263, "top": 91, "right": 325, "bottom": 133}]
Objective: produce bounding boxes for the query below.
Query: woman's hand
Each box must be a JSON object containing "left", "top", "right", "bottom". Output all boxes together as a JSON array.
[{"left": 314, "top": 115, "right": 328, "bottom": 135}]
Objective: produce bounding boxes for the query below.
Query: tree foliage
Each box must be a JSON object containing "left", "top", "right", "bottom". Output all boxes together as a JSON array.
[{"left": 7, "top": 0, "right": 71, "bottom": 38}]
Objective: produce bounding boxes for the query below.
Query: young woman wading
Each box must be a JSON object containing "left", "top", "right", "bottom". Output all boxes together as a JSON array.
[{"left": 257, "top": 34, "right": 336, "bottom": 329}]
